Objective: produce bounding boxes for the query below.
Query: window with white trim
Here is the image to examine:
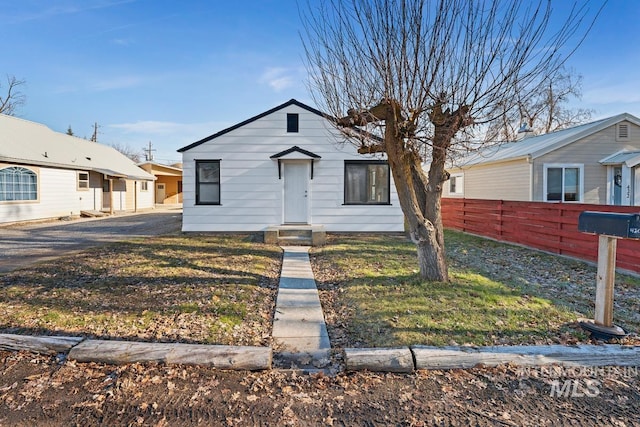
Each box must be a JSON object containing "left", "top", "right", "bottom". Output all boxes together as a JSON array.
[
  {"left": 544, "top": 164, "right": 583, "bottom": 202},
  {"left": 0, "top": 166, "right": 38, "bottom": 201},
  {"left": 77, "top": 172, "right": 89, "bottom": 190},
  {"left": 344, "top": 161, "right": 390, "bottom": 204},
  {"left": 448, "top": 173, "right": 464, "bottom": 195},
  {"left": 140, "top": 181, "right": 149, "bottom": 191}
]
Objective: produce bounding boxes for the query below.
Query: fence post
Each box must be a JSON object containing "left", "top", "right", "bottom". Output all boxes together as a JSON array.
[
  {"left": 595, "top": 235, "right": 617, "bottom": 327},
  {"left": 497, "top": 200, "right": 504, "bottom": 238}
]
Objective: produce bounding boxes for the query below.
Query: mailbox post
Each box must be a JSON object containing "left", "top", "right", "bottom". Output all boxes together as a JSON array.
[{"left": 577, "top": 211, "right": 640, "bottom": 339}]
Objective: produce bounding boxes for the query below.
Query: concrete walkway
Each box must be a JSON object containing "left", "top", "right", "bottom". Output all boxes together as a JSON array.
[{"left": 272, "top": 246, "right": 331, "bottom": 369}]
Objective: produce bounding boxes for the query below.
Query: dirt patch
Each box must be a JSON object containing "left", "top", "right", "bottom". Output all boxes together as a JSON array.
[{"left": 1, "top": 351, "right": 639, "bottom": 426}]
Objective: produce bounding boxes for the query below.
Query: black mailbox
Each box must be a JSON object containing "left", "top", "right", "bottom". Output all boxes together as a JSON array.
[{"left": 578, "top": 211, "right": 640, "bottom": 239}]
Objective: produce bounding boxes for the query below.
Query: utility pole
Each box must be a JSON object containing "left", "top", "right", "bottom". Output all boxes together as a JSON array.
[
  {"left": 143, "top": 141, "right": 156, "bottom": 161},
  {"left": 90, "top": 122, "right": 99, "bottom": 142}
]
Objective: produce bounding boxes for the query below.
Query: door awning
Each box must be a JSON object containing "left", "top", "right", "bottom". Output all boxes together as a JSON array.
[
  {"left": 270, "top": 146, "right": 321, "bottom": 179},
  {"left": 600, "top": 151, "right": 640, "bottom": 167}
]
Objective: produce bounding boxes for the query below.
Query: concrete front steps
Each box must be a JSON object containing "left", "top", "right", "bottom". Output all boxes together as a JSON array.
[{"left": 264, "top": 225, "right": 326, "bottom": 246}]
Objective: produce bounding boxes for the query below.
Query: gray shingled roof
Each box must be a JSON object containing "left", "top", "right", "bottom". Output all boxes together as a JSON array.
[
  {"left": 459, "top": 113, "right": 640, "bottom": 167},
  {"left": 0, "top": 114, "right": 154, "bottom": 181}
]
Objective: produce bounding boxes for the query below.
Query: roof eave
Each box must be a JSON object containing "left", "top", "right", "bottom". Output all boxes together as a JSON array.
[
  {"left": 0, "top": 155, "right": 90, "bottom": 171},
  {"left": 0, "top": 156, "right": 154, "bottom": 181},
  {"left": 457, "top": 154, "right": 532, "bottom": 169}
]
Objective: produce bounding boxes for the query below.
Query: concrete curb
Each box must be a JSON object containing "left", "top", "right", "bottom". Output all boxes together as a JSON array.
[
  {"left": 3, "top": 334, "right": 640, "bottom": 373},
  {"left": 69, "top": 340, "right": 271, "bottom": 370},
  {"left": 344, "top": 347, "right": 414, "bottom": 373},
  {"left": 0, "top": 333, "right": 271, "bottom": 371},
  {"left": 344, "top": 344, "right": 640, "bottom": 372}
]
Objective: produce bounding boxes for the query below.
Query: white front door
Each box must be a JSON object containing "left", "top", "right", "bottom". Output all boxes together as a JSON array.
[
  {"left": 156, "top": 183, "right": 166, "bottom": 204},
  {"left": 283, "top": 161, "right": 309, "bottom": 223}
]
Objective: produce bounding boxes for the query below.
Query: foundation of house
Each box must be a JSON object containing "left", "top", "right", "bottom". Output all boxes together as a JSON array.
[{"left": 264, "top": 225, "right": 326, "bottom": 246}]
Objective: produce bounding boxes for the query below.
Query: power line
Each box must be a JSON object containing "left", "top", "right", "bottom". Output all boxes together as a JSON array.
[
  {"left": 143, "top": 141, "right": 156, "bottom": 161},
  {"left": 90, "top": 122, "right": 100, "bottom": 142}
]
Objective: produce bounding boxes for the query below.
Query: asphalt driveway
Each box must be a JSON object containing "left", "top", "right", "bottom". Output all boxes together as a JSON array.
[{"left": 0, "top": 208, "right": 182, "bottom": 273}]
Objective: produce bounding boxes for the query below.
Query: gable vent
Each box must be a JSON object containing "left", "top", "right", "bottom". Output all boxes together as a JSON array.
[{"left": 617, "top": 123, "right": 629, "bottom": 139}]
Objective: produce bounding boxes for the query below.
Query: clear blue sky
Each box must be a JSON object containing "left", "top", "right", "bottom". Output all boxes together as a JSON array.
[{"left": 2, "top": 0, "right": 639, "bottom": 164}]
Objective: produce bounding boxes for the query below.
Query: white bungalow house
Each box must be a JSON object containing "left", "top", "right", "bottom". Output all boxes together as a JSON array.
[
  {"left": 178, "top": 99, "right": 404, "bottom": 237},
  {"left": 0, "top": 114, "right": 155, "bottom": 225},
  {"left": 443, "top": 113, "right": 640, "bottom": 206}
]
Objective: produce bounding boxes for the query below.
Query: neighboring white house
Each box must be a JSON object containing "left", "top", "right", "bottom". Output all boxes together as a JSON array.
[
  {"left": 443, "top": 113, "right": 640, "bottom": 206},
  {"left": 178, "top": 99, "right": 404, "bottom": 232},
  {"left": 0, "top": 114, "right": 155, "bottom": 225}
]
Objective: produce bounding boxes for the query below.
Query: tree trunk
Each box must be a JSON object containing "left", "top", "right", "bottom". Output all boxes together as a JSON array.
[
  {"left": 381, "top": 104, "right": 449, "bottom": 282},
  {"left": 423, "top": 145, "right": 449, "bottom": 283},
  {"left": 392, "top": 162, "right": 447, "bottom": 281}
]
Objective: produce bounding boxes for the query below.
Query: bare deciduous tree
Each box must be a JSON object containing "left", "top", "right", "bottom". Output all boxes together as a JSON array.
[
  {"left": 488, "top": 67, "right": 594, "bottom": 141},
  {"left": 302, "top": 0, "right": 602, "bottom": 281},
  {"left": 0, "top": 75, "right": 26, "bottom": 116},
  {"left": 110, "top": 143, "right": 143, "bottom": 163}
]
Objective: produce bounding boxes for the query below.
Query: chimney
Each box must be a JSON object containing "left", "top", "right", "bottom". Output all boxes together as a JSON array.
[{"left": 516, "top": 123, "right": 534, "bottom": 140}]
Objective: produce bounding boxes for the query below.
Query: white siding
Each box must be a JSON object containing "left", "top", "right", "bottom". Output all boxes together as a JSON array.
[
  {"left": 182, "top": 104, "right": 404, "bottom": 232},
  {"left": 135, "top": 180, "right": 155, "bottom": 210},
  {"left": 79, "top": 171, "right": 103, "bottom": 212},
  {"left": 0, "top": 166, "right": 155, "bottom": 224},
  {"left": 1, "top": 167, "right": 85, "bottom": 223},
  {"left": 124, "top": 180, "right": 154, "bottom": 211}
]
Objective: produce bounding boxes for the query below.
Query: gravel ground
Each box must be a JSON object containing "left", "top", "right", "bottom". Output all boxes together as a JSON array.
[{"left": 0, "top": 209, "right": 183, "bottom": 273}]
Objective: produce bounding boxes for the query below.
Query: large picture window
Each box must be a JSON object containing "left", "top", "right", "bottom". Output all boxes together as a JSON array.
[
  {"left": 0, "top": 166, "right": 38, "bottom": 202},
  {"left": 196, "top": 160, "right": 221, "bottom": 205},
  {"left": 344, "top": 161, "right": 390, "bottom": 204},
  {"left": 544, "top": 164, "right": 583, "bottom": 202}
]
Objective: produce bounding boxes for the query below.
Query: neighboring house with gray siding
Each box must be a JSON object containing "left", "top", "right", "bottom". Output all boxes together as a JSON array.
[
  {"left": 178, "top": 99, "right": 404, "bottom": 232},
  {"left": 0, "top": 114, "right": 155, "bottom": 225},
  {"left": 442, "top": 113, "right": 640, "bottom": 206}
]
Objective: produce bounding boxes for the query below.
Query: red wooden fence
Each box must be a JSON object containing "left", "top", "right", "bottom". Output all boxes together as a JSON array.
[{"left": 441, "top": 198, "right": 640, "bottom": 274}]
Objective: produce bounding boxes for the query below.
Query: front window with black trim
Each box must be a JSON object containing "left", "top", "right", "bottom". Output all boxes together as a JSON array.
[
  {"left": 196, "top": 160, "right": 221, "bottom": 205},
  {"left": 344, "top": 161, "right": 390, "bottom": 204}
]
